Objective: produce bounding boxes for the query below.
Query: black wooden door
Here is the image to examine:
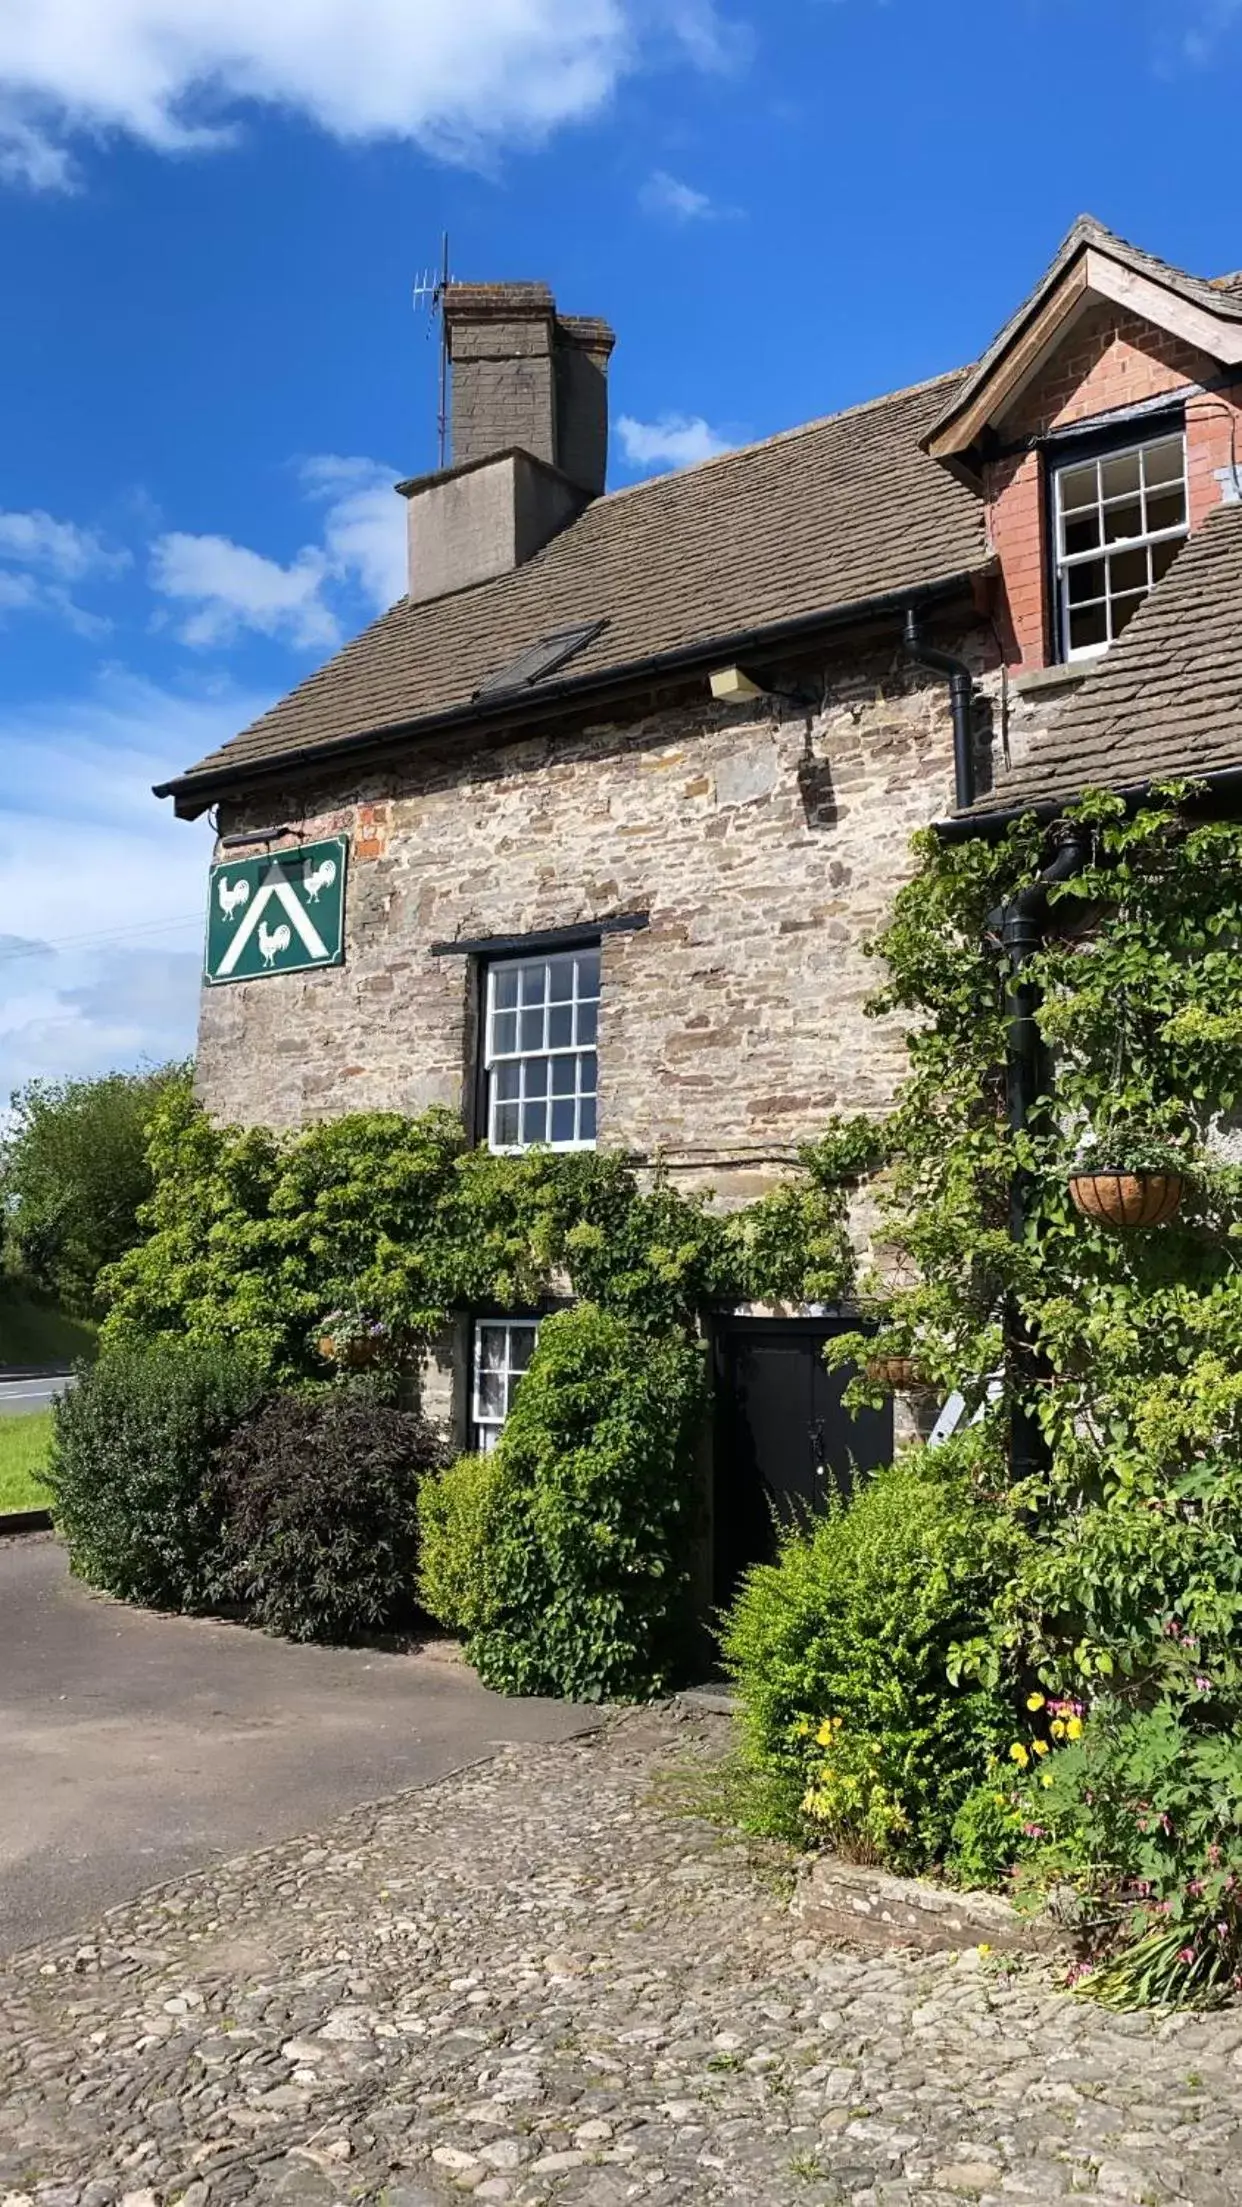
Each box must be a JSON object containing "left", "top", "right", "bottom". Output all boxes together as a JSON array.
[{"left": 712, "top": 1317, "right": 893, "bottom": 1607}]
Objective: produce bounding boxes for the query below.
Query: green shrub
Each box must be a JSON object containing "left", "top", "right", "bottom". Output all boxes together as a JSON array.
[
  {"left": 464, "top": 1303, "right": 707, "bottom": 1701},
  {"left": 417, "top": 1451, "right": 508, "bottom": 1636},
  {"left": 720, "top": 1451, "right": 1027, "bottom": 1869},
  {"left": 216, "top": 1392, "right": 447, "bottom": 1642},
  {"left": 48, "top": 1342, "right": 261, "bottom": 1609}
]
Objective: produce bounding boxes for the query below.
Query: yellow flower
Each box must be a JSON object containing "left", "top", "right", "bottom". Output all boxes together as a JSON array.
[
  {"left": 815, "top": 1719, "right": 839, "bottom": 1747},
  {"left": 976, "top": 1943, "right": 992, "bottom": 1957},
  {"left": 1041, "top": 1774, "right": 1054, "bottom": 1789},
  {"left": 993, "top": 1793, "right": 1006, "bottom": 1807},
  {"left": 1050, "top": 1719, "right": 1066, "bottom": 1740},
  {"left": 1009, "top": 1743, "right": 1030, "bottom": 1768},
  {"left": 1026, "top": 1693, "right": 1046, "bottom": 1712},
  {"left": 1032, "top": 1740, "right": 1049, "bottom": 1758},
  {"left": 1065, "top": 1716, "right": 1084, "bottom": 1740}
]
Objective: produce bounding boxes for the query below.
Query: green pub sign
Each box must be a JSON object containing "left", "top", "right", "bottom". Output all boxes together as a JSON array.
[{"left": 205, "top": 837, "right": 347, "bottom": 985}]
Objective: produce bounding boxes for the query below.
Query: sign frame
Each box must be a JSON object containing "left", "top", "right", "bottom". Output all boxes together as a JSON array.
[{"left": 204, "top": 836, "right": 348, "bottom": 986}]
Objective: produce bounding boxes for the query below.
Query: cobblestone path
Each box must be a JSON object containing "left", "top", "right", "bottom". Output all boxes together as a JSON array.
[{"left": 4, "top": 1708, "right": 1242, "bottom": 2207}]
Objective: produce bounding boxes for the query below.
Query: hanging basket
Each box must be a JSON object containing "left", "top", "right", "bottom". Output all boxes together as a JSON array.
[
  {"left": 317, "top": 1332, "right": 381, "bottom": 1369},
  {"left": 865, "top": 1353, "right": 926, "bottom": 1390},
  {"left": 1068, "top": 1170, "right": 1185, "bottom": 1230}
]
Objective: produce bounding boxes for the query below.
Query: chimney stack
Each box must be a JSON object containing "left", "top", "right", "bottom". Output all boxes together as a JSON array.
[{"left": 399, "top": 281, "right": 616, "bottom": 607}]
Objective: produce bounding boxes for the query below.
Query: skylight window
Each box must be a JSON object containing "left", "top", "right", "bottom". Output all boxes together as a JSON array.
[{"left": 473, "top": 620, "right": 608, "bottom": 699}]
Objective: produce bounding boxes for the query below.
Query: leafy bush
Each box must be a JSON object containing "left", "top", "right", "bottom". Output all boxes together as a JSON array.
[
  {"left": 48, "top": 1342, "right": 261, "bottom": 1609},
  {"left": 417, "top": 1451, "right": 508, "bottom": 1636},
  {"left": 721, "top": 1450, "right": 1027, "bottom": 1869},
  {"left": 2, "top": 1062, "right": 191, "bottom": 1315},
  {"left": 464, "top": 1304, "right": 707, "bottom": 1701},
  {"left": 216, "top": 1391, "right": 447, "bottom": 1642}
]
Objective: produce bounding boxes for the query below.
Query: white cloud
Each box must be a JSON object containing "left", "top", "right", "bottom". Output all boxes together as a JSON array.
[
  {"left": 0, "top": 505, "right": 128, "bottom": 633},
  {"left": 0, "top": 0, "right": 743, "bottom": 190},
  {"left": 150, "top": 532, "right": 337, "bottom": 651},
  {"left": 150, "top": 455, "right": 406, "bottom": 650},
  {"left": 639, "top": 168, "right": 716, "bottom": 221},
  {"left": 0, "top": 671, "right": 263, "bottom": 1093},
  {"left": 616, "top": 411, "right": 734, "bottom": 471}
]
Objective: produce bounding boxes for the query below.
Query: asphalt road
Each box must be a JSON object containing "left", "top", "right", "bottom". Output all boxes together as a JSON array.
[
  {"left": 0, "top": 1536, "right": 593, "bottom": 1957},
  {"left": 0, "top": 1374, "right": 72, "bottom": 1417}
]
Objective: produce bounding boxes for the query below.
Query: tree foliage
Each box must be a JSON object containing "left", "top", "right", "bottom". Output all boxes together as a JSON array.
[{"left": 2, "top": 1062, "right": 191, "bottom": 1315}]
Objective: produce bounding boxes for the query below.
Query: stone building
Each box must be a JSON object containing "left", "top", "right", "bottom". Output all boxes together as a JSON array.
[{"left": 156, "top": 217, "right": 1242, "bottom": 1594}]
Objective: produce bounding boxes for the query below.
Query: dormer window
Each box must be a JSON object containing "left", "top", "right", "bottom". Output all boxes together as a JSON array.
[{"left": 1052, "top": 428, "right": 1188, "bottom": 661}]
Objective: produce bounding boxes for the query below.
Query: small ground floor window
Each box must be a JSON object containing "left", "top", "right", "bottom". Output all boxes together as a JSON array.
[{"left": 471, "top": 1318, "right": 539, "bottom": 1453}]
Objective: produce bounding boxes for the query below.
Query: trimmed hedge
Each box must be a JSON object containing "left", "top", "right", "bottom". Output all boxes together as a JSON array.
[{"left": 48, "top": 1342, "right": 262, "bottom": 1610}]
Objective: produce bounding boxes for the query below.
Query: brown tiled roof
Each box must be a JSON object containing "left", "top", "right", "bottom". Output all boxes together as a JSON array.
[
  {"left": 159, "top": 370, "right": 988, "bottom": 803},
  {"left": 955, "top": 502, "right": 1242, "bottom": 819},
  {"left": 925, "top": 216, "right": 1242, "bottom": 456}
]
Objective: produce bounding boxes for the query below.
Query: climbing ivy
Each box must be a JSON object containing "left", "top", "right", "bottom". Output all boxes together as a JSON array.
[
  {"left": 100, "top": 1083, "right": 880, "bottom": 1381},
  {"left": 830, "top": 788, "right": 1242, "bottom": 2002}
]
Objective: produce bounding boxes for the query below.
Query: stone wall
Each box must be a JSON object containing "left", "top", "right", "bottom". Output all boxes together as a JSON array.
[{"left": 196, "top": 625, "right": 1004, "bottom": 1198}]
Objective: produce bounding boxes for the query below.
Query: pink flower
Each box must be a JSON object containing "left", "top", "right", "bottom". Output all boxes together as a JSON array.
[
  {"left": 1178, "top": 1946, "right": 1197, "bottom": 1966},
  {"left": 1196, "top": 1675, "right": 1213, "bottom": 1692}
]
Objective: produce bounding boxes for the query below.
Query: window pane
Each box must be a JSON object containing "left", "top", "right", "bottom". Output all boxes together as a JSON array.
[
  {"left": 1067, "top": 559, "right": 1106, "bottom": 606},
  {"left": 547, "top": 956, "right": 575, "bottom": 1003},
  {"left": 1146, "top": 488, "right": 1186, "bottom": 536},
  {"left": 524, "top": 1057, "right": 549, "bottom": 1097},
  {"left": 490, "top": 1009, "right": 517, "bottom": 1058},
  {"left": 576, "top": 999, "right": 599, "bottom": 1046},
  {"left": 519, "top": 963, "right": 548, "bottom": 1005},
  {"left": 1063, "top": 513, "right": 1100, "bottom": 557},
  {"left": 519, "top": 1005, "right": 545, "bottom": 1051},
  {"left": 1110, "top": 545, "right": 1148, "bottom": 594},
  {"left": 477, "top": 1325, "right": 506, "bottom": 1372},
  {"left": 1101, "top": 451, "right": 1142, "bottom": 501},
  {"left": 476, "top": 1424, "right": 500, "bottom": 1454},
  {"left": 495, "top": 1061, "right": 520, "bottom": 1101},
  {"left": 1111, "top": 591, "right": 1146, "bottom": 641},
  {"left": 1059, "top": 461, "right": 1097, "bottom": 512},
  {"left": 575, "top": 951, "right": 601, "bottom": 1000},
  {"left": 476, "top": 1369, "right": 505, "bottom": 1419},
  {"left": 580, "top": 1050, "right": 598, "bottom": 1098},
  {"left": 1151, "top": 534, "right": 1183, "bottom": 585},
  {"left": 1069, "top": 601, "right": 1108, "bottom": 653},
  {"left": 508, "top": 1326, "right": 537, "bottom": 1372},
  {"left": 550, "top": 1054, "right": 576, "bottom": 1096},
  {"left": 548, "top": 1002, "right": 574, "bottom": 1049},
  {"left": 551, "top": 1098, "right": 576, "bottom": 1143},
  {"left": 1103, "top": 497, "right": 1143, "bottom": 544},
  {"left": 492, "top": 967, "right": 519, "bottom": 1011},
  {"left": 579, "top": 1094, "right": 598, "bottom": 1143},
  {"left": 521, "top": 1095, "right": 549, "bottom": 1145},
  {"left": 493, "top": 1100, "right": 520, "bottom": 1146},
  {"left": 1143, "top": 437, "right": 1184, "bottom": 488}
]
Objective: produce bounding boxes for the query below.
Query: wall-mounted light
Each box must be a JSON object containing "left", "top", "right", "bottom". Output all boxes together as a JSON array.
[
  {"left": 708, "top": 666, "right": 818, "bottom": 709},
  {"left": 217, "top": 823, "right": 293, "bottom": 851}
]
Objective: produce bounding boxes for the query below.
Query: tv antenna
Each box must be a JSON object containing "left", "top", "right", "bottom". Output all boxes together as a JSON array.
[{"left": 412, "top": 231, "right": 453, "bottom": 468}]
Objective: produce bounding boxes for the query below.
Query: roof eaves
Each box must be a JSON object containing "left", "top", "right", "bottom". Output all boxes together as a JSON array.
[{"left": 153, "top": 562, "right": 994, "bottom": 817}]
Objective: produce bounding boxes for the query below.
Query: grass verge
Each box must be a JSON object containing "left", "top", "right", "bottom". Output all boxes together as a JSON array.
[
  {"left": 0, "top": 1286, "right": 96, "bottom": 1369},
  {"left": 0, "top": 1410, "right": 54, "bottom": 1513}
]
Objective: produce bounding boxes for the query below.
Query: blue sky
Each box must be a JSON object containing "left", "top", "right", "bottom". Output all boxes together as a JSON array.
[{"left": 1, "top": 0, "right": 1241, "bottom": 1095}]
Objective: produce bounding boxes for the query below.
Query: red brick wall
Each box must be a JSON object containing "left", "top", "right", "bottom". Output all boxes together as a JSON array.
[{"left": 983, "top": 303, "right": 1234, "bottom": 671}]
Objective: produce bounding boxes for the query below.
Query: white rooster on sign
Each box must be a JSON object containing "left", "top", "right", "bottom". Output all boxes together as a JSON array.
[
  {"left": 258, "top": 920, "right": 292, "bottom": 967},
  {"left": 217, "top": 875, "right": 250, "bottom": 924},
  {"left": 303, "top": 856, "right": 337, "bottom": 905}
]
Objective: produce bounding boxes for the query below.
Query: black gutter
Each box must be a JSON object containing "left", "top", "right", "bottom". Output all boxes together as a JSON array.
[
  {"left": 903, "top": 607, "right": 977, "bottom": 810},
  {"left": 935, "top": 760, "right": 1242, "bottom": 844},
  {"left": 153, "top": 568, "right": 990, "bottom": 816}
]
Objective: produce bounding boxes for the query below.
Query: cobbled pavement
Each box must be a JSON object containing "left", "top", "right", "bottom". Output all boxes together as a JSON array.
[{"left": 4, "top": 1707, "right": 1242, "bottom": 2207}]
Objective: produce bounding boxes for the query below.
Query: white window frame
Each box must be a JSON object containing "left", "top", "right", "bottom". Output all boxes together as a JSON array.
[
  {"left": 471, "top": 1318, "right": 539, "bottom": 1453},
  {"left": 1052, "top": 428, "right": 1188, "bottom": 664},
  {"left": 483, "top": 945, "right": 600, "bottom": 1154}
]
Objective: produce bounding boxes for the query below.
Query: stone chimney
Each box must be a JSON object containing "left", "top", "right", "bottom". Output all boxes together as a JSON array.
[{"left": 400, "top": 281, "right": 616, "bottom": 607}]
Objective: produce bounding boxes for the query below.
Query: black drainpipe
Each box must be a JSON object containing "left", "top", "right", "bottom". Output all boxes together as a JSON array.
[
  {"left": 904, "top": 607, "right": 976, "bottom": 812},
  {"left": 989, "top": 825, "right": 1093, "bottom": 1481}
]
